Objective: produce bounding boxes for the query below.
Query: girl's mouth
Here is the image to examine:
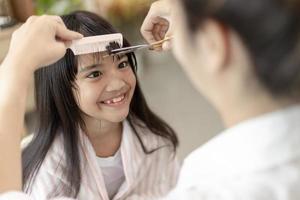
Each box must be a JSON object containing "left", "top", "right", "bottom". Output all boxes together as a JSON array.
[{"left": 100, "top": 93, "right": 127, "bottom": 106}]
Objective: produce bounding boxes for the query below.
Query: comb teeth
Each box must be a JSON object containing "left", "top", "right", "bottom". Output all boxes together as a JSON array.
[{"left": 69, "top": 33, "right": 123, "bottom": 55}]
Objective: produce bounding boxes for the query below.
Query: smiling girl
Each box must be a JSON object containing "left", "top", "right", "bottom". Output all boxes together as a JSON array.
[{"left": 21, "top": 11, "right": 179, "bottom": 200}]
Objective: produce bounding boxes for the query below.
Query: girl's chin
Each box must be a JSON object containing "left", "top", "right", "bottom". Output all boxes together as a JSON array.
[
  {"left": 98, "top": 112, "right": 129, "bottom": 123},
  {"left": 110, "top": 113, "right": 129, "bottom": 123}
]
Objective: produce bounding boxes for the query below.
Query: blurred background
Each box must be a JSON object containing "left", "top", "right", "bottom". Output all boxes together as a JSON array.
[{"left": 0, "top": 0, "right": 223, "bottom": 160}]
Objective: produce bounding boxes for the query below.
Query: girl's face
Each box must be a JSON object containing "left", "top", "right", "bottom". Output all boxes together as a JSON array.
[{"left": 74, "top": 54, "right": 136, "bottom": 123}]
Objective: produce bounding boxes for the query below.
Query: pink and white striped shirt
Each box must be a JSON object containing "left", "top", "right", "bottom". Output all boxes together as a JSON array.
[{"left": 21, "top": 120, "right": 180, "bottom": 200}]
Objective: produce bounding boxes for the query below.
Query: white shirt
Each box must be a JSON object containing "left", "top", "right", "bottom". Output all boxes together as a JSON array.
[
  {"left": 97, "top": 149, "right": 125, "bottom": 199},
  {"left": 18, "top": 120, "right": 180, "bottom": 200},
  {"left": 165, "top": 105, "right": 300, "bottom": 200}
]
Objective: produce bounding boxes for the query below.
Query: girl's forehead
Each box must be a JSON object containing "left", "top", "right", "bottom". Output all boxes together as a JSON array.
[
  {"left": 78, "top": 52, "right": 105, "bottom": 62},
  {"left": 77, "top": 52, "right": 106, "bottom": 67},
  {"left": 77, "top": 52, "right": 127, "bottom": 69}
]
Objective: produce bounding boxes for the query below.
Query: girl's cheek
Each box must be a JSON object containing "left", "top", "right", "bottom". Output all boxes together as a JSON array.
[
  {"left": 126, "top": 69, "right": 136, "bottom": 86},
  {"left": 84, "top": 88, "right": 99, "bottom": 101}
]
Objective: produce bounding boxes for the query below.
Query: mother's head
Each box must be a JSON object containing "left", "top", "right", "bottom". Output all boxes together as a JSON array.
[{"left": 172, "top": 0, "right": 300, "bottom": 125}]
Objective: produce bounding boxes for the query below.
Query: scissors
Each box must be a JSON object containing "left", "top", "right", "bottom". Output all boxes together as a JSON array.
[{"left": 106, "top": 36, "right": 173, "bottom": 57}]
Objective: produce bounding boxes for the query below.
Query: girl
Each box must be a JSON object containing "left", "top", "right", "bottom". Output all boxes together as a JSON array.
[{"left": 22, "top": 11, "right": 179, "bottom": 200}]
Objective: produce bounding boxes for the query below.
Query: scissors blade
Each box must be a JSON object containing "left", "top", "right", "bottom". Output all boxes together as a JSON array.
[{"left": 109, "top": 44, "right": 149, "bottom": 54}]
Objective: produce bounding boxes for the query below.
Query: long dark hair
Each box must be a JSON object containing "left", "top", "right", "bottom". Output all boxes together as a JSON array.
[
  {"left": 180, "top": 0, "right": 300, "bottom": 97},
  {"left": 22, "top": 10, "right": 178, "bottom": 197}
]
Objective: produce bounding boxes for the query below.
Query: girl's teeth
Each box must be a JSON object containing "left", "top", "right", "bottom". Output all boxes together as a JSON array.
[
  {"left": 104, "top": 95, "right": 124, "bottom": 104},
  {"left": 113, "top": 96, "right": 123, "bottom": 103}
]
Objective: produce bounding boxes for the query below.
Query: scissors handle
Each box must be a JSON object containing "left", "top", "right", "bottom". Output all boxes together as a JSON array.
[{"left": 149, "top": 36, "right": 173, "bottom": 48}]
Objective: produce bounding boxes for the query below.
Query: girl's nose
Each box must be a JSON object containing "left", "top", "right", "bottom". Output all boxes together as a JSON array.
[{"left": 105, "top": 78, "right": 126, "bottom": 92}]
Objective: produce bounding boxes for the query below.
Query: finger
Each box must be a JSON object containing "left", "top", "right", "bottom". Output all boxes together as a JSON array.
[
  {"left": 158, "top": 17, "right": 170, "bottom": 26},
  {"left": 50, "top": 16, "right": 82, "bottom": 41},
  {"left": 150, "top": 43, "right": 163, "bottom": 51},
  {"left": 141, "top": 17, "right": 168, "bottom": 43},
  {"left": 145, "top": 16, "right": 168, "bottom": 29},
  {"left": 156, "top": 17, "right": 169, "bottom": 39},
  {"left": 159, "top": 25, "right": 168, "bottom": 39},
  {"left": 161, "top": 30, "right": 173, "bottom": 51},
  {"left": 50, "top": 16, "right": 66, "bottom": 28},
  {"left": 161, "top": 24, "right": 174, "bottom": 51},
  {"left": 26, "top": 15, "right": 37, "bottom": 24},
  {"left": 160, "top": 24, "right": 169, "bottom": 34},
  {"left": 23, "top": 15, "right": 37, "bottom": 30},
  {"left": 142, "top": 29, "right": 157, "bottom": 44},
  {"left": 153, "top": 24, "right": 163, "bottom": 41},
  {"left": 140, "top": 7, "right": 156, "bottom": 41},
  {"left": 141, "top": 17, "right": 159, "bottom": 44},
  {"left": 55, "top": 23, "right": 83, "bottom": 41},
  {"left": 51, "top": 16, "right": 64, "bottom": 24}
]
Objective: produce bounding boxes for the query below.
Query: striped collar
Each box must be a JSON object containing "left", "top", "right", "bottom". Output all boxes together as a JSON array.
[{"left": 78, "top": 120, "right": 147, "bottom": 200}]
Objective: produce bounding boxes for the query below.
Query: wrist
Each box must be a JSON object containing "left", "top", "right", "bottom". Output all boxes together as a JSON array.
[
  {"left": 1, "top": 53, "right": 36, "bottom": 77},
  {"left": 0, "top": 59, "right": 34, "bottom": 93}
]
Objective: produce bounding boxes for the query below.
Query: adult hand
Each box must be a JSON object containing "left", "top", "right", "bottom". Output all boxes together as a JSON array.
[
  {"left": 141, "top": 0, "right": 173, "bottom": 51},
  {"left": 5, "top": 15, "right": 83, "bottom": 72}
]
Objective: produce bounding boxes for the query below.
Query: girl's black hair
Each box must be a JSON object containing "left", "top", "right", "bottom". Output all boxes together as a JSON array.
[
  {"left": 22, "top": 10, "right": 178, "bottom": 197},
  {"left": 180, "top": 0, "right": 300, "bottom": 97}
]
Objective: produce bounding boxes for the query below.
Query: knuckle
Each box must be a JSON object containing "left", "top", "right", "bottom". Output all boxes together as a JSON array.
[
  {"left": 54, "top": 16, "right": 62, "bottom": 21},
  {"left": 152, "top": 1, "right": 159, "bottom": 8},
  {"left": 26, "top": 15, "right": 36, "bottom": 23},
  {"left": 40, "top": 15, "right": 51, "bottom": 22}
]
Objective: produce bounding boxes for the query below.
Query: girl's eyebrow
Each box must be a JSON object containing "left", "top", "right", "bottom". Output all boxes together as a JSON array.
[
  {"left": 79, "top": 54, "right": 128, "bottom": 73},
  {"left": 115, "top": 54, "right": 127, "bottom": 61},
  {"left": 79, "top": 64, "right": 101, "bottom": 73}
]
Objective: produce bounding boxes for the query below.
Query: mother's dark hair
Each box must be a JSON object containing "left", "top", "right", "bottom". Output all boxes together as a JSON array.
[
  {"left": 180, "top": 0, "right": 300, "bottom": 97},
  {"left": 22, "top": 10, "right": 178, "bottom": 198}
]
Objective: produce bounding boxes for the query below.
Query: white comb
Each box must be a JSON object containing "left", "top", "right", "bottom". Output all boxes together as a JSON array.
[{"left": 68, "top": 33, "right": 123, "bottom": 55}]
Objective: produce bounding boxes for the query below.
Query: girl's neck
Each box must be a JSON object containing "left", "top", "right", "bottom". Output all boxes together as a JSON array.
[{"left": 84, "top": 117, "right": 123, "bottom": 157}]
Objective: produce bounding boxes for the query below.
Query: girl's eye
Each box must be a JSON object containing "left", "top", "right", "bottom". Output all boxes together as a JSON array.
[
  {"left": 118, "top": 61, "right": 130, "bottom": 69},
  {"left": 87, "top": 71, "right": 102, "bottom": 78}
]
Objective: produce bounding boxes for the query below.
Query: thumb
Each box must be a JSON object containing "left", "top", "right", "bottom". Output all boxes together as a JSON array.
[
  {"left": 162, "top": 28, "right": 173, "bottom": 51},
  {"left": 162, "top": 40, "right": 172, "bottom": 51}
]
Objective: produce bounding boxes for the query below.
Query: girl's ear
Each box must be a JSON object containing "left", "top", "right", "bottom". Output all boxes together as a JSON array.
[{"left": 193, "top": 19, "right": 230, "bottom": 75}]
